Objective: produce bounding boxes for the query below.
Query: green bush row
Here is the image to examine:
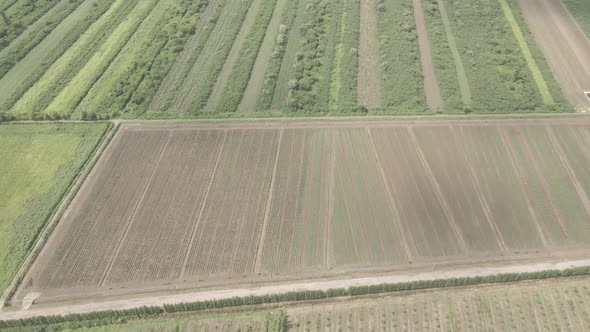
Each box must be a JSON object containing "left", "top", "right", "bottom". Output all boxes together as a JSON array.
[
  {"left": 0, "top": 0, "right": 116, "bottom": 114},
  {"left": 0, "top": 0, "right": 62, "bottom": 53},
  {"left": 376, "top": 0, "right": 427, "bottom": 113},
  {"left": 212, "top": 0, "right": 278, "bottom": 113},
  {"left": 93, "top": 0, "right": 210, "bottom": 117},
  {"left": 286, "top": 0, "right": 330, "bottom": 113},
  {"left": 2, "top": 266, "right": 589, "bottom": 329},
  {"left": 254, "top": 0, "right": 299, "bottom": 112}
]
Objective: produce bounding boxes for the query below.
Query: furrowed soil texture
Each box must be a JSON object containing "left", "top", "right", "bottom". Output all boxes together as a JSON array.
[
  {"left": 0, "top": 123, "right": 109, "bottom": 297},
  {"left": 15, "top": 118, "right": 590, "bottom": 305}
]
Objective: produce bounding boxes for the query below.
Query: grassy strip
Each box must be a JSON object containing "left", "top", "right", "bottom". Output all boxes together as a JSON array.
[
  {"left": 425, "top": 0, "right": 567, "bottom": 113},
  {"left": 253, "top": 0, "right": 299, "bottom": 112},
  {"left": 10, "top": 0, "right": 140, "bottom": 117},
  {"left": 286, "top": 0, "right": 331, "bottom": 113},
  {"left": 375, "top": 0, "right": 428, "bottom": 113},
  {"left": 0, "top": 0, "right": 115, "bottom": 115},
  {"left": 562, "top": 0, "right": 590, "bottom": 38},
  {"left": 176, "top": 0, "right": 254, "bottom": 113},
  {"left": 77, "top": 0, "right": 210, "bottom": 118},
  {"left": 0, "top": 0, "right": 84, "bottom": 80},
  {"left": 330, "top": 0, "right": 359, "bottom": 112},
  {"left": 498, "top": 0, "right": 552, "bottom": 105},
  {"left": 0, "top": 123, "right": 111, "bottom": 299},
  {"left": 211, "top": 0, "right": 278, "bottom": 113},
  {"left": 1, "top": 266, "right": 589, "bottom": 329},
  {"left": 43, "top": 0, "right": 158, "bottom": 117},
  {"left": 0, "top": 0, "right": 63, "bottom": 52}
]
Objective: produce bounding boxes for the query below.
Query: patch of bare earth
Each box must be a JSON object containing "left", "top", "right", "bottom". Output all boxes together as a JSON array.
[
  {"left": 413, "top": 0, "right": 443, "bottom": 110},
  {"left": 518, "top": 0, "right": 590, "bottom": 110},
  {"left": 358, "top": 0, "right": 381, "bottom": 108}
]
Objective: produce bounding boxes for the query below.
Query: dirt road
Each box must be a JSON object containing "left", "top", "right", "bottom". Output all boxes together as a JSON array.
[
  {"left": 1, "top": 259, "right": 588, "bottom": 321},
  {"left": 519, "top": 0, "right": 590, "bottom": 110},
  {"left": 413, "top": 0, "right": 443, "bottom": 110}
]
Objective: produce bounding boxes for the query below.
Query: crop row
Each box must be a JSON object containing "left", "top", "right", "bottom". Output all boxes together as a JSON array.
[
  {"left": 210, "top": 0, "right": 278, "bottom": 113},
  {"left": 0, "top": 0, "right": 116, "bottom": 115},
  {"left": 76, "top": 0, "right": 210, "bottom": 119}
]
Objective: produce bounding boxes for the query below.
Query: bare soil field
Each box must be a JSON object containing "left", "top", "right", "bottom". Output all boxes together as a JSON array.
[
  {"left": 519, "top": 0, "right": 590, "bottom": 111},
  {"left": 13, "top": 118, "right": 590, "bottom": 306}
]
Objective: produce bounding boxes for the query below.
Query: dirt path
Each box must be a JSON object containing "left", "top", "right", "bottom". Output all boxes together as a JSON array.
[
  {"left": 205, "top": 0, "right": 264, "bottom": 112},
  {"left": 518, "top": 0, "right": 590, "bottom": 110},
  {"left": 357, "top": 0, "right": 381, "bottom": 108},
  {"left": 238, "top": 0, "right": 289, "bottom": 113},
  {"left": 413, "top": 0, "right": 443, "bottom": 110},
  {"left": 1, "top": 259, "right": 589, "bottom": 320},
  {"left": 436, "top": 0, "right": 471, "bottom": 104}
]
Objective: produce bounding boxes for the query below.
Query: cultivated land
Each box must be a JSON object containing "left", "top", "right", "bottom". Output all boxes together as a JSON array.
[
  {"left": 519, "top": 0, "right": 590, "bottom": 111},
  {"left": 0, "top": 123, "right": 109, "bottom": 297},
  {"left": 0, "top": 0, "right": 580, "bottom": 120},
  {"left": 13, "top": 118, "right": 590, "bottom": 306},
  {"left": 6, "top": 276, "right": 590, "bottom": 331}
]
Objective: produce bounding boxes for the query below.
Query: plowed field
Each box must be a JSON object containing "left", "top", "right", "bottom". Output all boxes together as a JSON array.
[{"left": 16, "top": 118, "right": 590, "bottom": 304}]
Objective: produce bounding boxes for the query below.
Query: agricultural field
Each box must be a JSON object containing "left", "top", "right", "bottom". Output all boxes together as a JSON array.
[
  {"left": 14, "top": 118, "right": 590, "bottom": 305},
  {"left": 0, "top": 0, "right": 582, "bottom": 120},
  {"left": 8, "top": 277, "right": 590, "bottom": 331},
  {"left": 518, "top": 0, "right": 590, "bottom": 111},
  {"left": 0, "top": 123, "right": 109, "bottom": 297}
]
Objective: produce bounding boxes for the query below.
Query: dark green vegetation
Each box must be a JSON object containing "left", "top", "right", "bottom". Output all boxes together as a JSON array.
[
  {"left": 1, "top": 266, "right": 589, "bottom": 330},
  {"left": 0, "top": 0, "right": 576, "bottom": 119},
  {"left": 563, "top": 0, "right": 590, "bottom": 38},
  {"left": 422, "top": 0, "right": 568, "bottom": 113},
  {"left": 0, "top": 123, "right": 109, "bottom": 296}
]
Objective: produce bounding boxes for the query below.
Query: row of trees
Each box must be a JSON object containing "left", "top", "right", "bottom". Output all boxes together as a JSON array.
[{"left": 2, "top": 266, "right": 589, "bottom": 329}]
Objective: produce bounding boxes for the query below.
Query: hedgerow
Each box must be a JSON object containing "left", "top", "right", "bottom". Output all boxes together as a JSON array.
[{"left": 1, "top": 266, "right": 588, "bottom": 330}]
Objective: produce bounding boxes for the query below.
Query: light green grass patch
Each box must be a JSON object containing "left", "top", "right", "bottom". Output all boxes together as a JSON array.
[{"left": 0, "top": 123, "right": 108, "bottom": 295}]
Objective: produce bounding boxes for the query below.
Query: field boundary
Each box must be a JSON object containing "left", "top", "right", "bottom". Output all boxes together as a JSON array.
[
  {"left": 0, "top": 122, "right": 118, "bottom": 308},
  {"left": 1, "top": 262, "right": 589, "bottom": 324}
]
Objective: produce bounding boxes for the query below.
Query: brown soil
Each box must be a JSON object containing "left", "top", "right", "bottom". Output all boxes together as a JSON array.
[
  {"left": 519, "top": 0, "right": 590, "bottom": 111},
  {"left": 413, "top": 0, "right": 443, "bottom": 110},
  {"left": 357, "top": 0, "right": 381, "bottom": 108}
]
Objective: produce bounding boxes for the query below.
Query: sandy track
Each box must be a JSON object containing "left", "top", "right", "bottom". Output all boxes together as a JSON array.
[
  {"left": 519, "top": 0, "right": 590, "bottom": 110},
  {"left": 1, "top": 259, "right": 589, "bottom": 320},
  {"left": 413, "top": 0, "right": 442, "bottom": 110},
  {"left": 357, "top": 0, "right": 381, "bottom": 108}
]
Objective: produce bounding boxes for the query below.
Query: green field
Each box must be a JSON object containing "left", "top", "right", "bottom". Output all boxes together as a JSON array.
[
  {"left": 0, "top": 123, "right": 108, "bottom": 295},
  {"left": 0, "top": 0, "right": 577, "bottom": 120}
]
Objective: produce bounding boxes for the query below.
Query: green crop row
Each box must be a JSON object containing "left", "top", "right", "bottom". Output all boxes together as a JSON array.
[
  {"left": 77, "top": 0, "right": 210, "bottom": 119},
  {"left": 8, "top": 0, "right": 140, "bottom": 118},
  {"left": 0, "top": 0, "right": 116, "bottom": 115},
  {"left": 254, "top": 0, "right": 299, "bottom": 112},
  {"left": 212, "top": 0, "right": 278, "bottom": 113},
  {"left": 376, "top": 0, "right": 427, "bottom": 113},
  {"left": 0, "top": 0, "right": 62, "bottom": 51},
  {"left": 1, "top": 266, "right": 589, "bottom": 330},
  {"left": 330, "top": 0, "right": 360, "bottom": 112},
  {"left": 286, "top": 0, "right": 331, "bottom": 113},
  {"left": 0, "top": 0, "right": 85, "bottom": 80},
  {"left": 178, "top": 0, "right": 254, "bottom": 114},
  {"left": 562, "top": 0, "right": 590, "bottom": 38}
]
